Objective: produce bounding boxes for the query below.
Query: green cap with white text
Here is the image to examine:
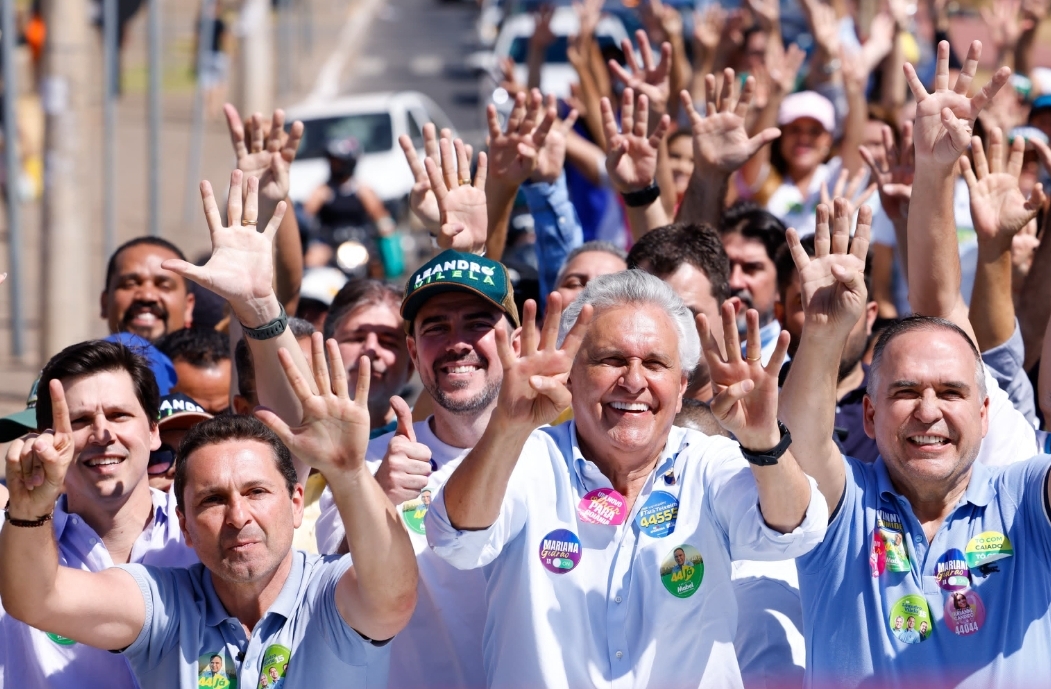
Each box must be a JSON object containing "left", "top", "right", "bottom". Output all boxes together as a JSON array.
[{"left": 401, "top": 250, "right": 519, "bottom": 330}]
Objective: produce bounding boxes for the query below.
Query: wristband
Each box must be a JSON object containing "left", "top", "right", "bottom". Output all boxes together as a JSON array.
[
  {"left": 240, "top": 303, "right": 288, "bottom": 341},
  {"left": 739, "top": 421, "right": 793, "bottom": 466},
  {"left": 3, "top": 500, "right": 53, "bottom": 528},
  {"left": 621, "top": 182, "right": 661, "bottom": 208}
]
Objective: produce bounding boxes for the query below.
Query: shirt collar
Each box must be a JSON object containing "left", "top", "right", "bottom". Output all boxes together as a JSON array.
[
  {"left": 51, "top": 487, "right": 169, "bottom": 542},
  {"left": 204, "top": 550, "right": 307, "bottom": 627},
  {"left": 568, "top": 421, "right": 690, "bottom": 490},
  {"left": 874, "top": 456, "right": 995, "bottom": 508}
]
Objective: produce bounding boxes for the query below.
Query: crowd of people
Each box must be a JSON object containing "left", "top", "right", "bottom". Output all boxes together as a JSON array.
[{"left": 2, "top": 0, "right": 1051, "bottom": 686}]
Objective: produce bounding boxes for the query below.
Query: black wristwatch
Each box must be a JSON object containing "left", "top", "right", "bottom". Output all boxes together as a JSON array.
[
  {"left": 240, "top": 303, "right": 288, "bottom": 341},
  {"left": 739, "top": 421, "right": 792, "bottom": 466},
  {"left": 621, "top": 182, "right": 661, "bottom": 207}
]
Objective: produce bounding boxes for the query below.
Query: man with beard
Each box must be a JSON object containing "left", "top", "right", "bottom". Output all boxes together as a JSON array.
[
  {"left": 775, "top": 228, "right": 880, "bottom": 463},
  {"left": 313, "top": 248, "right": 521, "bottom": 689},
  {"left": 101, "top": 237, "right": 196, "bottom": 342},
  {"left": 720, "top": 202, "right": 787, "bottom": 366}
]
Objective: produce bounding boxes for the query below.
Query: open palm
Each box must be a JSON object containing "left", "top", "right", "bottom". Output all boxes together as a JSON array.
[
  {"left": 602, "top": 89, "right": 670, "bottom": 192},
  {"left": 224, "top": 106, "right": 303, "bottom": 209},
  {"left": 961, "top": 127, "right": 1047, "bottom": 245}
]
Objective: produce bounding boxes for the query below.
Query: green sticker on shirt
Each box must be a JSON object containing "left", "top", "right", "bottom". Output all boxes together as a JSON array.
[
  {"left": 45, "top": 632, "right": 76, "bottom": 646},
  {"left": 197, "top": 651, "right": 237, "bottom": 688},
  {"left": 876, "top": 509, "right": 910, "bottom": 572},
  {"left": 258, "top": 644, "right": 290, "bottom": 688},
  {"left": 401, "top": 490, "right": 432, "bottom": 535},
  {"left": 965, "top": 531, "right": 1013, "bottom": 571},
  {"left": 888, "top": 594, "right": 933, "bottom": 644},
  {"left": 660, "top": 544, "right": 703, "bottom": 598}
]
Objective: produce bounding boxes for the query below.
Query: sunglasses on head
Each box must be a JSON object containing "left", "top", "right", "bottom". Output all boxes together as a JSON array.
[{"left": 148, "top": 444, "right": 177, "bottom": 476}]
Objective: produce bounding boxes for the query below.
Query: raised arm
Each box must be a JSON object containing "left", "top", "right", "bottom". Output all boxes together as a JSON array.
[
  {"left": 442, "top": 293, "right": 592, "bottom": 530},
  {"left": 779, "top": 201, "right": 872, "bottom": 511},
  {"left": 905, "top": 40, "right": 1010, "bottom": 341},
  {"left": 257, "top": 336, "right": 416, "bottom": 641},
  {"left": 860, "top": 121, "right": 914, "bottom": 273},
  {"left": 1018, "top": 139, "right": 1051, "bottom": 370},
  {"left": 0, "top": 382, "right": 145, "bottom": 650}
]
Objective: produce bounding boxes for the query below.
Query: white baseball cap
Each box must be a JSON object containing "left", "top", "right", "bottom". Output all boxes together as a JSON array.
[{"left": 778, "top": 91, "right": 836, "bottom": 133}]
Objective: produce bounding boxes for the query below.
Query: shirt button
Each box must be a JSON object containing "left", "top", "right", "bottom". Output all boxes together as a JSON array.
[
  {"left": 89, "top": 538, "right": 97, "bottom": 545},
  {"left": 615, "top": 651, "right": 623, "bottom": 659},
  {"left": 71, "top": 517, "right": 78, "bottom": 524},
  {"left": 615, "top": 596, "right": 623, "bottom": 603}
]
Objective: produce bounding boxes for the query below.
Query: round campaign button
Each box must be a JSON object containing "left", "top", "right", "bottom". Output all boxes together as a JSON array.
[
  {"left": 965, "top": 531, "right": 1013, "bottom": 571},
  {"left": 934, "top": 548, "right": 971, "bottom": 591},
  {"left": 578, "top": 488, "right": 628, "bottom": 526},
  {"left": 660, "top": 544, "right": 704, "bottom": 598},
  {"left": 401, "top": 489, "right": 432, "bottom": 535},
  {"left": 539, "top": 528, "right": 582, "bottom": 574},
  {"left": 888, "top": 594, "right": 933, "bottom": 644},
  {"left": 46, "top": 632, "right": 76, "bottom": 646},
  {"left": 636, "top": 491, "right": 679, "bottom": 538},
  {"left": 944, "top": 589, "right": 986, "bottom": 636}
]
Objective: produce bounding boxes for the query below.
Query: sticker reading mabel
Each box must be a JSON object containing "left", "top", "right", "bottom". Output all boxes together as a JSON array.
[
  {"left": 888, "top": 595, "right": 933, "bottom": 644},
  {"left": 257, "top": 644, "right": 290, "bottom": 689},
  {"left": 197, "top": 651, "right": 237, "bottom": 688},
  {"left": 401, "top": 489, "right": 432, "bottom": 535},
  {"left": 660, "top": 544, "right": 704, "bottom": 598}
]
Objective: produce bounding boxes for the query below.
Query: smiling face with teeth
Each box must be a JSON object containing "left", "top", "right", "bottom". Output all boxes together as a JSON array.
[
  {"left": 863, "top": 330, "right": 989, "bottom": 496},
  {"left": 570, "top": 304, "right": 687, "bottom": 475},
  {"left": 101, "top": 243, "right": 196, "bottom": 342}
]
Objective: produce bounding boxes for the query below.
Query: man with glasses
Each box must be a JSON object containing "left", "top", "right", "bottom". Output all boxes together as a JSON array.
[{"left": 147, "top": 392, "right": 213, "bottom": 493}]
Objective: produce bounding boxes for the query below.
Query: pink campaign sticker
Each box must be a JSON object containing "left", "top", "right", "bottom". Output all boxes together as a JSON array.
[
  {"left": 944, "top": 589, "right": 986, "bottom": 636},
  {"left": 577, "top": 488, "right": 628, "bottom": 526}
]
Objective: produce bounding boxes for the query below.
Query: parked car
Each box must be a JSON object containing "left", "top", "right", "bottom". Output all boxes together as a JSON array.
[{"left": 285, "top": 91, "right": 457, "bottom": 215}]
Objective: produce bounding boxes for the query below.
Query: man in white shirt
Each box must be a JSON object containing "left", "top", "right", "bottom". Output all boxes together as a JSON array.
[{"left": 428, "top": 270, "right": 829, "bottom": 688}]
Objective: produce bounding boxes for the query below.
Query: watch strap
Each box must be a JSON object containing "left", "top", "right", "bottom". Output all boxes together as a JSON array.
[
  {"left": 621, "top": 182, "right": 661, "bottom": 208},
  {"left": 240, "top": 303, "right": 289, "bottom": 341},
  {"left": 739, "top": 421, "right": 792, "bottom": 466}
]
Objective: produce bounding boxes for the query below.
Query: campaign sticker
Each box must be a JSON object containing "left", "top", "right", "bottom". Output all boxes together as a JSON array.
[
  {"left": 258, "top": 644, "right": 290, "bottom": 688},
  {"left": 660, "top": 544, "right": 704, "bottom": 598},
  {"left": 934, "top": 548, "right": 971, "bottom": 591},
  {"left": 401, "top": 489, "right": 432, "bottom": 535},
  {"left": 965, "top": 531, "right": 1013, "bottom": 571},
  {"left": 888, "top": 594, "right": 933, "bottom": 644},
  {"left": 869, "top": 530, "right": 887, "bottom": 577},
  {"left": 636, "top": 491, "right": 679, "bottom": 538},
  {"left": 45, "top": 632, "right": 76, "bottom": 646},
  {"left": 539, "top": 528, "right": 582, "bottom": 574},
  {"left": 876, "top": 509, "right": 911, "bottom": 572},
  {"left": 578, "top": 488, "right": 628, "bottom": 526},
  {"left": 197, "top": 651, "right": 238, "bottom": 688},
  {"left": 944, "top": 589, "right": 986, "bottom": 636}
]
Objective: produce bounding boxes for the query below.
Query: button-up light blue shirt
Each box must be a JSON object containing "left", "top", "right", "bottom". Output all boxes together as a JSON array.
[
  {"left": 427, "top": 421, "right": 828, "bottom": 689},
  {"left": 118, "top": 550, "right": 390, "bottom": 689},
  {"left": 0, "top": 488, "right": 196, "bottom": 689},
  {"left": 797, "top": 454, "right": 1051, "bottom": 688}
]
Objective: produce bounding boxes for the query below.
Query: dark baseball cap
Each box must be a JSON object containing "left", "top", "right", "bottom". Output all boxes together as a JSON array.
[
  {"left": 401, "top": 250, "right": 520, "bottom": 330},
  {"left": 0, "top": 377, "right": 40, "bottom": 442},
  {"left": 156, "top": 392, "right": 212, "bottom": 431},
  {"left": 1030, "top": 94, "right": 1051, "bottom": 116}
]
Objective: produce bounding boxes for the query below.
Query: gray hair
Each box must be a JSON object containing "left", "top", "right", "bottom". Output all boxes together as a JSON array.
[
  {"left": 555, "top": 241, "right": 629, "bottom": 286},
  {"left": 867, "top": 316, "right": 987, "bottom": 400},
  {"left": 558, "top": 270, "right": 700, "bottom": 372}
]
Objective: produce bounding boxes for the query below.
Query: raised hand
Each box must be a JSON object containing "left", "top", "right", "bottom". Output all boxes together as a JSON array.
[
  {"left": 681, "top": 70, "right": 780, "bottom": 177},
  {"left": 692, "top": 5, "right": 726, "bottom": 53},
  {"left": 532, "top": 100, "right": 580, "bottom": 184},
  {"left": 788, "top": 200, "right": 871, "bottom": 333},
  {"left": 4, "top": 381, "right": 75, "bottom": 520},
  {"left": 801, "top": 0, "right": 841, "bottom": 57},
  {"left": 486, "top": 89, "right": 557, "bottom": 188},
  {"left": 746, "top": 0, "right": 780, "bottom": 30},
  {"left": 961, "top": 127, "right": 1047, "bottom": 249},
  {"left": 859, "top": 121, "right": 914, "bottom": 224},
  {"left": 819, "top": 167, "right": 876, "bottom": 218},
  {"left": 373, "top": 396, "right": 434, "bottom": 505},
  {"left": 424, "top": 138, "right": 489, "bottom": 254},
  {"left": 602, "top": 88, "right": 670, "bottom": 193},
  {"left": 256, "top": 333, "right": 372, "bottom": 477},
  {"left": 162, "top": 170, "right": 285, "bottom": 326},
  {"left": 399, "top": 123, "right": 443, "bottom": 231},
  {"left": 906, "top": 40, "right": 1011, "bottom": 169},
  {"left": 223, "top": 105, "right": 304, "bottom": 216},
  {"left": 573, "top": 0, "right": 603, "bottom": 39},
  {"left": 981, "top": 0, "right": 1025, "bottom": 55},
  {"left": 698, "top": 302, "right": 789, "bottom": 449},
  {"left": 609, "top": 30, "right": 673, "bottom": 118},
  {"left": 493, "top": 292, "right": 592, "bottom": 429}
]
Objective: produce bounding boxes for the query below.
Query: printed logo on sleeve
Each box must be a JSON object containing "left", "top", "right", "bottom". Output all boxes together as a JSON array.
[
  {"left": 539, "top": 528, "right": 582, "bottom": 574},
  {"left": 875, "top": 509, "right": 911, "bottom": 572},
  {"left": 965, "top": 531, "right": 1013, "bottom": 573},
  {"left": 934, "top": 548, "right": 972, "bottom": 591},
  {"left": 401, "top": 489, "right": 432, "bottom": 535},
  {"left": 258, "top": 644, "right": 290, "bottom": 688},
  {"left": 660, "top": 544, "right": 704, "bottom": 598},
  {"left": 944, "top": 589, "right": 985, "bottom": 636},
  {"left": 636, "top": 491, "right": 679, "bottom": 538},
  {"left": 577, "top": 488, "right": 627, "bottom": 526},
  {"left": 198, "top": 651, "right": 237, "bottom": 688},
  {"left": 888, "top": 595, "right": 933, "bottom": 645}
]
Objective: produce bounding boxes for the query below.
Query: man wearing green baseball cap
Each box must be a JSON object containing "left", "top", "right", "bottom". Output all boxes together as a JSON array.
[{"left": 0, "top": 377, "right": 40, "bottom": 443}]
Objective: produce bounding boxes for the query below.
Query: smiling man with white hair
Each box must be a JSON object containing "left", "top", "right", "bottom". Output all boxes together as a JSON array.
[{"left": 426, "top": 270, "right": 829, "bottom": 688}]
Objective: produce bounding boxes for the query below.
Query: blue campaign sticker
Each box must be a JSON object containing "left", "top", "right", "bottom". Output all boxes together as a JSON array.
[
  {"left": 539, "top": 529, "right": 582, "bottom": 574},
  {"left": 934, "top": 548, "right": 972, "bottom": 591},
  {"left": 636, "top": 491, "right": 679, "bottom": 538}
]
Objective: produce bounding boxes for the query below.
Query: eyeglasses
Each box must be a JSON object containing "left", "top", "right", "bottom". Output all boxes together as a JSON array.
[{"left": 148, "top": 444, "right": 177, "bottom": 476}]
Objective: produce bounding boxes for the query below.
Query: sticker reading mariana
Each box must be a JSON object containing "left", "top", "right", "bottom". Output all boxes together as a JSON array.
[{"left": 539, "top": 528, "right": 582, "bottom": 574}]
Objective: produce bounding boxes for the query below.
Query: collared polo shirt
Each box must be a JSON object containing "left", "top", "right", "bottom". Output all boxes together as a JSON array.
[
  {"left": 0, "top": 488, "right": 196, "bottom": 689},
  {"left": 118, "top": 550, "right": 390, "bottom": 689},
  {"left": 315, "top": 417, "right": 487, "bottom": 689},
  {"left": 797, "top": 454, "right": 1051, "bottom": 688},
  {"left": 427, "top": 421, "right": 828, "bottom": 689}
]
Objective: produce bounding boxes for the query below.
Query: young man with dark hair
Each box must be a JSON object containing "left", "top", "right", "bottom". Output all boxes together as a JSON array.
[
  {"left": 155, "top": 328, "right": 231, "bottom": 415},
  {"left": 101, "top": 237, "right": 196, "bottom": 342},
  {"left": 0, "top": 340, "right": 197, "bottom": 688}
]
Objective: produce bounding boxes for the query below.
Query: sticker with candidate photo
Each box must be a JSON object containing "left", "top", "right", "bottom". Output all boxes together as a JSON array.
[
  {"left": 539, "top": 528, "right": 582, "bottom": 574},
  {"left": 876, "top": 510, "right": 910, "bottom": 572},
  {"left": 965, "top": 531, "right": 1013, "bottom": 573},
  {"left": 401, "top": 489, "right": 433, "bottom": 535},
  {"left": 944, "top": 589, "right": 986, "bottom": 636},
  {"left": 888, "top": 595, "right": 933, "bottom": 644},
  {"left": 869, "top": 531, "right": 887, "bottom": 577},
  {"left": 197, "top": 651, "right": 237, "bottom": 688},
  {"left": 258, "top": 644, "right": 290, "bottom": 688},
  {"left": 934, "top": 548, "right": 972, "bottom": 591},
  {"left": 636, "top": 491, "right": 679, "bottom": 538},
  {"left": 577, "top": 488, "right": 627, "bottom": 526},
  {"left": 660, "top": 544, "right": 704, "bottom": 598}
]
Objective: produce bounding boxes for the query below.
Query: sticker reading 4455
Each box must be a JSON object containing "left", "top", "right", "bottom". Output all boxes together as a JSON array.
[
  {"left": 539, "top": 529, "right": 582, "bottom": 574},
  {"left": 636, "top": 491, "right": 679, "bottom": 538}
]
